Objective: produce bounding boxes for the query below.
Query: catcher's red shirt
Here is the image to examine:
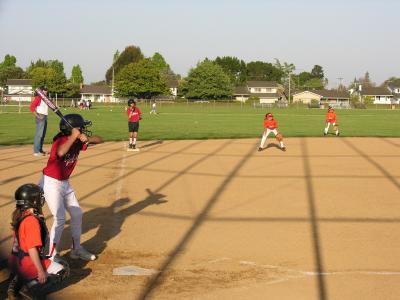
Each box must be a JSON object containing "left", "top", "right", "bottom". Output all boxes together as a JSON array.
[
  {"left": 8, "top": 213, "right": 51, "bottom": 280},
  {"left": 326, "top": 112, "right": 337, "bottom": 123},
  {"left": 264, "top": 119, "right": 278, "bottom": 129},
  {"left": 43, "top": 135, "right": 87, "bottom": 180},
  {"left": 127, "top": 107, "right": 141, "bottom": 122}
]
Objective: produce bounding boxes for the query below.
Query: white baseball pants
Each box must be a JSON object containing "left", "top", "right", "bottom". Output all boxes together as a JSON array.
[{"left": 39, "top": 175, "right": 83, "bottom": 256}]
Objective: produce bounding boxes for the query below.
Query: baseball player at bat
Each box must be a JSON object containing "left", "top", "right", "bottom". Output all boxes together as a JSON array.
[
  {"left": 258, "top": 113, "right": 286, "bottom": 152},
  {"left": 324, "top": 106, "right": 340, "bottom": 136},
  {"left": 39, "top": 114, "right": 103, "bottom": 262}
]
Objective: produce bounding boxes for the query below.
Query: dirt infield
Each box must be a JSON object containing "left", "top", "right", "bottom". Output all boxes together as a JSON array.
[{"left": 0, "top": 137, "right": 399, "bottom": 300}]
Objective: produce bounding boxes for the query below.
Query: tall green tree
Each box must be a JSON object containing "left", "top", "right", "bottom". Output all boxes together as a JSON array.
[
  {"left": 214, "top": 56, "right": 247, "bottom": 85},
  {"left": 114, "top": 58, "right": 168, "bottom": 99},
  {"left": 274, "top": 59, "right": 295, "bottom": 88},
  {"left": 151, "top": 52, "right": 171, "bottom": 75},
  {"left": 0, "top": 54, "right": 26, "bottom": 87},
  {"left": 70, "top": 64, "right": 84, "bottom": 84},
  {"left": 106, "top": 45, "right": 144, "bottom": 83},
  {"left": 246, "top": 61, "right": 283, "bottom": 82},
  {"left": 29, "top": 61, "right": 67, "bottom": 94},
  {"left": 180, "top": 60, "right": 232, "bottom": 99},
  {"left": 311, "top": 65, "right": 324, "bottom": 79}
]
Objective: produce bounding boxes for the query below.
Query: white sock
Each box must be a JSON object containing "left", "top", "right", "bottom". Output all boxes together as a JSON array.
[
  {"left": 133, "top": 138, "right": 137, "bottom": 145},
  {"left": 324, "top": 128, "right": 328, "bottom": 134},
  {"left": 280, "top": 141, "right": 284, "bottom": 148},
  {"left": 129, "top": 138, "right": 133, "bottom": 144}
]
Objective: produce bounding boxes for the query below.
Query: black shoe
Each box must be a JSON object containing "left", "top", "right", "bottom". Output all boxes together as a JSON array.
[
  {"left": 132, "top": 144, "right": 136, "bottom": 149},
  {"left": 7, "top": 274, "right": 22, "bottom": 300},
  {"left": 258, "top": 147, "right": 263, "bottom": 152},
  {"left": 128, "top": 144, "right": 133, "bottom": 149},
  {"left": 323, "top": 132, "right": 327, "bottom": 136},
  {"left": 281, "top": 146, "right": 286, "bottom": 152},
  {"left": 336, "top": 132, "right": 340, "bottom": 136}
]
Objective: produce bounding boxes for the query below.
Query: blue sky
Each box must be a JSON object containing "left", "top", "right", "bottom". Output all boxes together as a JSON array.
[{"left": 0, "top": 0, "right": 399, "bottom": 87}]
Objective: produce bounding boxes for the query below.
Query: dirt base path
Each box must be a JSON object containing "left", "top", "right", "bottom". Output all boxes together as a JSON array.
[{"left": 1, "top": 137, "right": 399, "bottom": 300}]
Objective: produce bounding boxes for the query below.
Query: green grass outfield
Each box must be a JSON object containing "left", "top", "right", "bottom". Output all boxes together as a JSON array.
[{"left": 0, "top": 103, "right": 399, "bottom": 145}]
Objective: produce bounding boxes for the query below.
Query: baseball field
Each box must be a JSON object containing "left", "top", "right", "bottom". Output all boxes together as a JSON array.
[{"left": 0, "top": 105, "right": 400, "bottom": 299}]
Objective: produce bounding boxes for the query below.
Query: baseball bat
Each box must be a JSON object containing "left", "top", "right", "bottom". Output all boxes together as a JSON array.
[{"left": 35, "top": 88, "right": 73, "bottom": 128}]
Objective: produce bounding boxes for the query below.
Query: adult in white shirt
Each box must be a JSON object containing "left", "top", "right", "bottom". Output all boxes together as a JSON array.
[{"left": 30, "top": 87, "right": 49, "bottom": 156}]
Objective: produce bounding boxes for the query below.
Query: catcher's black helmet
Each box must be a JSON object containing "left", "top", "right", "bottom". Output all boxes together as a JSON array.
[
  {"left": 128, "top": 98, "right": 136, "bottom": 106},
  {"left": 15, "top": 184, "right": 45, "bottom": 210},
  {"left": 60, "top": 114, "right": 92, "bottom": 136}
]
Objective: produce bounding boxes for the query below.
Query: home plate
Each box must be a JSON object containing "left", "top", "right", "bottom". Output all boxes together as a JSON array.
[{"left": 112, "top": 265, "right": 158, "bottom": 276}]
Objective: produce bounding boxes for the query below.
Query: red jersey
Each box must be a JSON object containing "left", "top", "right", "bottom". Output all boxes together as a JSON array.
[
  {"left": 43, "top": 135, "right": 87, "bottom": 180},
  {"left": 264, "top": 119, "right": 278, "bottom": 129},
  {"left": 326, "top": 112, "right": 337, "bottom": 123},
  {"left": 8, "top": 213, "right": 51, "bottom": 280},
  {"left": 127, "top": 107, "right": 141, "bottom": 122}
]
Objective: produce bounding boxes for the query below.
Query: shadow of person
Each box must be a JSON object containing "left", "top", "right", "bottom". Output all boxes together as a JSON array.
[
  {"left": 266, "top": 143, "right": 282, "bottom": 150},
  {"left": 141, "top": 140, "right": 163, "bottom": 149},
  {"left": 47, "top": 189, "right": 167, "bottom": 297}
]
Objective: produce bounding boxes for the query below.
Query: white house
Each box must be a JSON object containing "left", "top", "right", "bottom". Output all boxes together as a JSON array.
[
  {"left": 233, "top": 81, "right": 286, "bottom": 104},
  {"left": 80, "top": 85, "right": 118, "bottom": 102},
  {"left": 293, "top": 90, "right": 350, "bottom": 105},
  {"left": 388, "top": 80, "right": 400, "bottom": 103},
  {"left": 359, "top": 87, "right": 395, "bottom": 104},
  {"left": 167, "top": 78, "right": 179, "bottom": 98},
  {"left": 5, "top": 79, "right": 33, "bottom": 102}
]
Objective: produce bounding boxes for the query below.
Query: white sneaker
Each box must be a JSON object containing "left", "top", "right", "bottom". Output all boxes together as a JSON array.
[
  {"left": 33, "top": 152, "right": 45, "bottom": 156},
  {"left": 70, "top": 247, "right": 96, "bottom": 261}
]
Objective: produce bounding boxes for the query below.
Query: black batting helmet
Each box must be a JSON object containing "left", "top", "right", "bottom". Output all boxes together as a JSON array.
[
  {"left": 60, "top": 114, "right": 92, "bottom": 136},
  {"left": 128, "top": 98, "right": 136, "bottom": 106},
  {"left": 15, "top": 184, "right": 45, "bottom": 210}
]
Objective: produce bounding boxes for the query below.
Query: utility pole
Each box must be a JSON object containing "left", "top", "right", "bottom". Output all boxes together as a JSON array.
[
  {"left": 337, "top": 77, "right": 343, "bottom": 104},
  {"left": 288, "top": 72, "right": 291, "bottom": 104}
]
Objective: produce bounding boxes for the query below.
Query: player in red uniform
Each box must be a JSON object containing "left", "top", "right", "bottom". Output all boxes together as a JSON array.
[
  {"left": 324, "top": 106, "right": 340, "bottom": 136},
  {"left": 127, "top": 98, "right": 142, "bottom": 151},
  {"left": 258, "top": 113, "right": 286, "bottom": 151},
  {"left": 8, "top": 184, "right": 69, "bottom": 299},
  {"left": 39, "top": 114, "right": 103, "bottom": 263}
]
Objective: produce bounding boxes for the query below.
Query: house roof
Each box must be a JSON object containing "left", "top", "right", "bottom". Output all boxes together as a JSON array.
[
  {"left": 80, "top": 85, "right": 112, "bottom": 95},
  {"left": 293, "top": 89, "right": 350, "bottom": 99},
  {"left": 247, "top": 81, "right": 279, "bottom": 88},
  {"left": 234, "top": 86, "right": 250, "bottom": 95},
  {"left": 167, "top": 78, "right": 179, "bottom": 88},
  {"left": 6, "top": 79, "right": 32, "bottom": 86},
  {"left": 361, "top": 87, "right": 392, "bottom": 96},
  {"left": 250, "top": 93, "right": 281, "bottom": 98}
]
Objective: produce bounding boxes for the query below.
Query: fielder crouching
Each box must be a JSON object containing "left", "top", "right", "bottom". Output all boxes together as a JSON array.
[
  {"left": 8, "top": 184, "right": 69, "bottom": 299},
  {"left": 258, "top": 113, "right": 286, "bottom": 152}
]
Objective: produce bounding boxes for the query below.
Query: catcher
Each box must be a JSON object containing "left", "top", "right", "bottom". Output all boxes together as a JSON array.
[
  {"left": 258, "top": 113, "right": 286, "bottom": 151},
  {"left": 7, "top": 184, "right": 69, "bottom": 299},
  {"left": 324, "top": 106, "right": 340, "bottom": 136}
]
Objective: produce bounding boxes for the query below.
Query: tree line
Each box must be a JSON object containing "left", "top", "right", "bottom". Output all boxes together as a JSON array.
[{"left": 1, "top": 44, "right": 398, "bottom": 100}]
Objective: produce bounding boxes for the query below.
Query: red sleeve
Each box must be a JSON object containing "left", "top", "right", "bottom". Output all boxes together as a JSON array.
[
  {"left": 20, "top": 216, "right": 42, "bottom": 250},
  {"left": 30, "top": 96, "right": 41, "bottom": 113},
  {"left": 126, "top": 107, "right": 130, "bottom": 116}
]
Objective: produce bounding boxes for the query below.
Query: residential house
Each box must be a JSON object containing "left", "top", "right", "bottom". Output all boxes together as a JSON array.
[
  {"left": 234, "top": 81, "right": 286, "bottom": 104},
  {"left": 5, "top": 79, "right": 33, "bottom": 102},
  {"left": 167, "top": 78, "right": 179, "bottom": 98},
  {"left": 80, "top": 85, "right": 117, "bottom": 102},
  {"left": 293, "top": 90, "right": 350, "bottom": 106},
  {"left": 359, "top": 87, "right": 394, "bottom": 104},
  {"left": 387, "top": 80, "right": 400, "bottom": 103}
]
